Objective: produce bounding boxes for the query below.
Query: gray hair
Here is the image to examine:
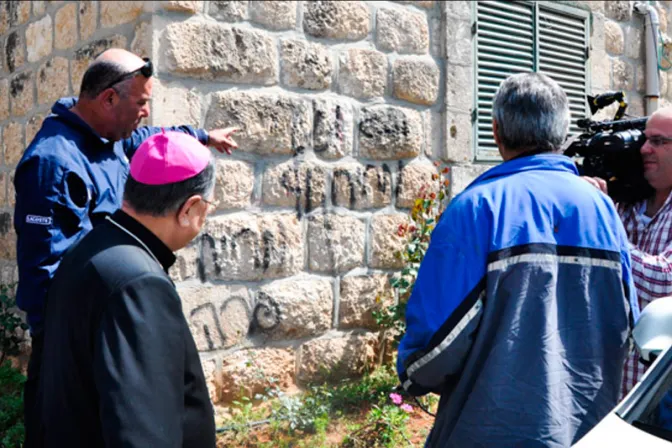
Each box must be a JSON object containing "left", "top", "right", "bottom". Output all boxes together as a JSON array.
[
  {"left": 492, "top": 72, "right": 570, "bottom": 153},
  {"left": 123, "top": 159, "right": 216, "bottom": 217}
]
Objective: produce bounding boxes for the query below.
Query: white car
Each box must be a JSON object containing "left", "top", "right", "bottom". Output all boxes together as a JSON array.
[{"left": 575, "top": 299, "right": 672, "bottom": 447}]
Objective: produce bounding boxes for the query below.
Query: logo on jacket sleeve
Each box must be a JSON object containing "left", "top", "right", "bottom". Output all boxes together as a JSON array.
[{"left": 26, "top": 215, "right": 52, "bottom": 225}]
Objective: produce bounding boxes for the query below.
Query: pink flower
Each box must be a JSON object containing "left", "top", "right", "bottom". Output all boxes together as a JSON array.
[
  {"left": 400, "top": 404, "right": 414, "bottom": 413},
  {"left": 389, "top": 393, "right": 403, "bottom": 405}
]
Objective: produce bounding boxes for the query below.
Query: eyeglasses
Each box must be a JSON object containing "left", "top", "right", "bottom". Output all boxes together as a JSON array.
[
  {"left": 646, "top": 136, "right": 672, "bottom": 148},
  {"left": 101, "top": 57, "right": 153, "bottom": 93},
  {"left": 201, "top": 197, "right": 218, "bottom": 210}
]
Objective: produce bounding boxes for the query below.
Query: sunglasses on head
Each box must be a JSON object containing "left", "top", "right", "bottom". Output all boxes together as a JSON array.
[{"left": 101, "top": 57, "right": 153, "bottom": 93}]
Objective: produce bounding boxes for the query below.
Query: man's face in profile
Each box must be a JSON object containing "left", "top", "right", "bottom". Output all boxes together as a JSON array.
[
  {"left": 642, "top": 114, "right": 672, "bottom": 192},
  {"left": 111, "top": 76, "right": 152, "bottom": 140}
]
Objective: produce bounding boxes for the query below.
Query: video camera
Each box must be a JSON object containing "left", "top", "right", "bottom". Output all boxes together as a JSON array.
[{"left": 563, "top": 91, "right": 654, "bottom": 204}]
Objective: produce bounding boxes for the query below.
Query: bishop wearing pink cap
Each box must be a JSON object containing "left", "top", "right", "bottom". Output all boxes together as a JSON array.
[{"left": 39, "top": 131, "right": 217, "bottom": 447}]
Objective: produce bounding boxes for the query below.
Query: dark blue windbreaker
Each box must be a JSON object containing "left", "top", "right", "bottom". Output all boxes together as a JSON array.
[
  {"left": 397, "top": 154, "right": 640, "bottom": 447},
  {"left": 13, "top": 97, "right": 208, "bottom": 333}
]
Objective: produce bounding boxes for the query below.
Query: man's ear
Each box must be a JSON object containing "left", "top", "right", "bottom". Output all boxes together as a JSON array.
[
  {"left": 177, "top": 195, "right": 201, "bottom": 227},
  {"left": 492, "top": 119, "right": 500, "bottom": 147},
  {"left": 98, "top": 88, "right": 118, "bottom": 110}
]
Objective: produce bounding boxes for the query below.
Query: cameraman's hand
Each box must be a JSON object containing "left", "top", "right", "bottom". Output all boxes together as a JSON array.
[
  {"left": 207, "top": 127, "right": 240, "bottom": 155},
  {"left": 581, "top": 176, "right": 608, "bottom": 194}
]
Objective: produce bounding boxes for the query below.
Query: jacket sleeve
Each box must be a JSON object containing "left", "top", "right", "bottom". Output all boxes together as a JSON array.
[
  {"left": 94, "top": 274, "right": 186, "bottom": 448},
  {"left": 14, "top": 156, "right": 93, "bottom": 331},
  {"left": 121, "top": 125, "right": 209, "bottom": 159},
  {"left": 397, "top": 199, "right": 488, "bottom": 397}
]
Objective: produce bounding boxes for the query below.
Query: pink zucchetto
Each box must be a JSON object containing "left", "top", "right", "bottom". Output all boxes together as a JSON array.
[{"left": 130, "top": 131, "right": 211, "bottom": 185}]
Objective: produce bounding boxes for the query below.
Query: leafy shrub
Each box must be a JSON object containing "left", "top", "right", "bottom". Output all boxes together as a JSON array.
[{"left": 0, "top": 285, "right": 27, "bottom": 448}]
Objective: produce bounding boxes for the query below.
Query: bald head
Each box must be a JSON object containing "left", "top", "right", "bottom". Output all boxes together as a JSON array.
[
  {"left": 79, "top": 48, "right": 147, "bottom": 100},
  {"left": 650, "top": 107, "right": 672, "bottom": 123}
]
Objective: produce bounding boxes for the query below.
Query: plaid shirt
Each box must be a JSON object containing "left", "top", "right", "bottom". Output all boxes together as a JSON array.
[{"left": 619, "top": 191, "right": 672, "bottom": 398}]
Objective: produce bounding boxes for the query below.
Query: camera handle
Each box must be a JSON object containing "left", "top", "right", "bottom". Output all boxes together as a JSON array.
[{"left": 587, "top": 91, "right": 628, "bottom": 121}]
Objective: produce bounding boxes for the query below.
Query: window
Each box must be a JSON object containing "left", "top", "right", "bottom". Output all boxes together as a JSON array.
[{"left": 473, "top": 1, "right": 591, "bottom": 161}]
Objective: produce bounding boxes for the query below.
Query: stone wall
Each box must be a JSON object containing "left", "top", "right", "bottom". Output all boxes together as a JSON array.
[{"left": 2, "top": 0, "right": 672, "bottom": 403}]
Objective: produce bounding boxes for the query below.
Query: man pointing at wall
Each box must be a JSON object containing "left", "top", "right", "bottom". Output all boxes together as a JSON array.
[{"left": 13, "top": 48, "right": 238, "bottom": 447}]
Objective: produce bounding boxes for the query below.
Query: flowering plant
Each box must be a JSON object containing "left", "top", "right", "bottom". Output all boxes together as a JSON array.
[{"left": 374, "top": 162, "right": 451, "bottom": 349}]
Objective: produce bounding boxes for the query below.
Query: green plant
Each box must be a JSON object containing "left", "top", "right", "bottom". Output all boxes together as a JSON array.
[
  {"left": 0, "top": 284, "right": 27, "bottom": 448},
  {"left": 374, "top": 164, "right": 452, "bottom": 348}
]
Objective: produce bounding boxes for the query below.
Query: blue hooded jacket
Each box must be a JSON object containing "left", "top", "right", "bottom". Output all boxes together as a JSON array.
[
  {"left": 13, "top": 97, "right": 208, "bottom": 333},
  {"left": 398, "top": 154, "right": 639, "bottom": 447}
]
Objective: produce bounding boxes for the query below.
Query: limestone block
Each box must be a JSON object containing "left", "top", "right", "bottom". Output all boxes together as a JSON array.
[
  {"left": 394, "top": 1, "right": 434, "bottom": 8},
  {"left": 625, "top": 25, "right": 643, "bottom": 60},
  {"left": 445, "top": 63, "right": 472, "bottom": 112},
  {"left": 10, "top": 71, "right": 33, "bottom": 117},
  {"left": 332, "top": 163, "right": 391, "bottom": 210},
  {"left": 613, "top": 59, "right": 634, "bottom": 90},
  {"left": 0, "top": 1, "right": 30, "bottom": 35},
  {"left": 339, "top": 274, "right": 393, "bottom": 329},
  {"left": 7, "top": 172, "right": 14, "bottom": 208},
  {"left": 168, "top": 244, "right": 199, "bottom": 282},
  {"left": 606, "top": 1, "right": 632, "bottom": 22},
  {"left": 37, "top": 57, "right": 69, "bottom": 106},
  {"left": 370, "top": 214, "right": 409, "bottom": 269},
  {"left": 26, "top": 16, "right": 54, "bottom": 62},
  {"left": 358, "top": 105, "right": 423, "bottom": 160},
  {"left": 443, "top": 111, "right": 472, "bottom": 163},
  {"left": 162, "top": 1, "right": 202, "bottom": 13},
  {"left": 397, "top": 161, "right": 439, "bottom": 208},
  {"left": 200, "top": 357, "right": 218, "bottom": 403},
  {"left": 444, "top": 0, "right": 471, "bottom": 20},
  {"left": 26, "top": 15, "right": 53, "bottom": 63},
  {"left": 150, "top": 79, "right": 201, "bottom": 128},
  {"left": 206, "top": 91, "right": 312, "bottom": 156},
  {"left": 79, "top": 1, "right": 98, "bottom": 41},
  {"left": 200, "top": 213, "right": 303, "bottom": 281},
  {"left": 451, "top": 164, "right": 492, "bottom": 196},
  {"left": 0, "top": 213, "right": 16, "bottom": 259},
  {"left": 256, "top": 278, "right": 333, "bottom": 340},
  {"left": 0, "top": 80, "right": 8, "bottom": 121},
  {"left": 100, "top": 1, "right": 145, "bottom": 28},
  {"left": 303, "top": 1, "right": 370, "bottom": 40},
  {"left": 249, "top": 1, "right": 297, "bottom": 30},
  {"left": 209, "top": 0, "right": 248, "bottom": 21},
  {"left": 71, "top": 36, "right": 128, "bottom": 95},
  {"left": 393, "top": 58, "right": 439, "bottom": 105},
  {"left": 604, "top": 20, "right": 624, "bottom": 55},
  {"left": 591, "top": 50, "right": 611, "bottom": 92},
  {"left": 577, "top": 1, "right": 605, "bottom": 13},
  {"left": 178, "top": 284, "right": 252, "bottom": 351},
  {"left": 214, "top": 160, "right": 255, "bottom": 210},
  {"left": 164, "top": 22, "right": 277, "bottom": 85},
  {"left": 658, "top": 5, "right": 668, "bottom": 33},
  {"left": 5, "top": 31, "right": 26, "bottom": 73},
  {"left": 262, "top": 161, "right": 328, "bottom": 214},
  {"left": 307, "top": 214, "right": 366, "bottom": 273},
  {"left": 298, "top": 333, "right": 378, "bottom": 383},
  {"left": 0, "top": 260, "right": 18, "bottom": 284},
  {"left": 338, "top": 48, "right": 387, "bottom": 99},
  {"left": 55, "top": 3, "right": 77, "bottom": 50},
  {"left": 376, "top": 7, "right": 429, "bottom": 54},
  {"left": 219, "top": 348, "right": 295, "bottom": 402},
  {"left": 3, "top": 121, "right": 25, "bottom": 166},
  {"left": 280, "top": 39, "right": 333, "bottom": 90},
  {"left": 131, "top": 21, "right": 151, "bottom": 59},
  {"left": 312, "top": 97, "right": 353, "bottom": 159},
  {"left": 26, "top": 112, "right": 47, "bottom": 146}
]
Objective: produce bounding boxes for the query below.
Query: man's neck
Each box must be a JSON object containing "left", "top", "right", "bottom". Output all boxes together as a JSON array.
[
  {"left": 121, "top": 205, "right": 178, "bottom": 252},
  {"left": 646, "top": 188, "right": 672, "bottom": 217},
  {"left": 70, "top": 101, "right": 107, "bottom": 139}
]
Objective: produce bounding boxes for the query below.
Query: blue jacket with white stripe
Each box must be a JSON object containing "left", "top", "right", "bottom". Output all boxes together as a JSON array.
[
  {"left": 13, "top": 97, "right": 208, "bottom": 334},
  {"left": 397, "top": 153, "right": 639, "bottom": 447}
]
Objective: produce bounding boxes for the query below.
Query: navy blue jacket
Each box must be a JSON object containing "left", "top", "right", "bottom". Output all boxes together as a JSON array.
[
  {"left": 13, "top": 97, "right": 208, "bottom": 333},
  {"left": 398, "top": 154, "right": 639, "bottom": 447}
]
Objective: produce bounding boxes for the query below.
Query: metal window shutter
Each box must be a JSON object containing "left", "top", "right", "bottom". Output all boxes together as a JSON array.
[
  {"left": 475, "top": 1, "right": 535, "bottom": 161},
  {"left": 538, "top": 4, "right": 590, "bottom": 136},
  {"left": 474, "top": 1, "right": 590, "bottom": 162}
]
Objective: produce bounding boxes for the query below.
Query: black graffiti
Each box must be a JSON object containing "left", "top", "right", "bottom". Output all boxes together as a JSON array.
[
  {"left": 188, "top": 294, "right": 282, "bottom": 350},
  {"left": 332, "top": 164, "right": 391, "bottom": 208},
  {"left": 280, "top": 167, "right": 323, "bottom": 218}
]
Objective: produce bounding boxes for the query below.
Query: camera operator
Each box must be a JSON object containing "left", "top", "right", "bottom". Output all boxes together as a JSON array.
[{"left": 584, "top": 107, "right": 672, "bottom": 398}]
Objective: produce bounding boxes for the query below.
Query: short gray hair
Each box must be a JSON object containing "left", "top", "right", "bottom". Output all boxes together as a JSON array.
[
  {"left": 492, "top": 72, "right": 570, "bottom": 153},
  {"left": 123, "top": 160, "right": 216, "bottom": 217}
]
